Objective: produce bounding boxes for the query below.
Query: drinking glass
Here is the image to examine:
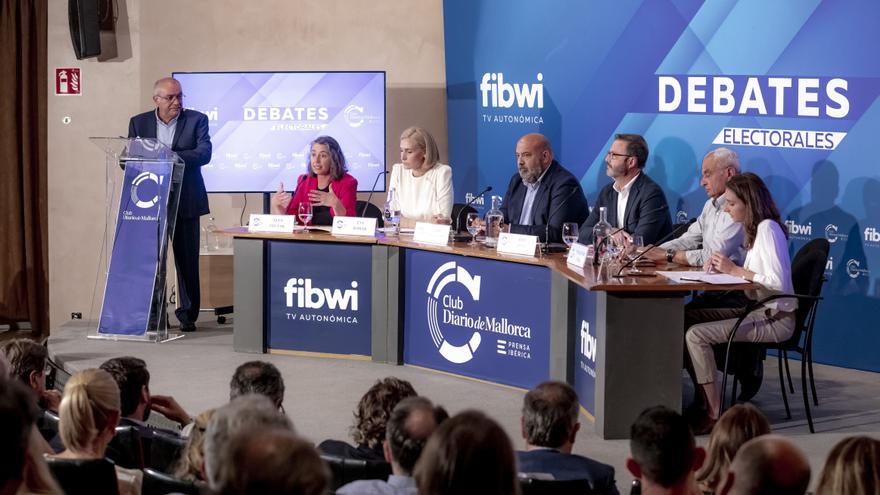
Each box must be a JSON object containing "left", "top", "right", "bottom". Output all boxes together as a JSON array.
[
  {"left": 465, "top": 212, "right": 481, "bottom": 246},
  {"left": 628, "top": 234, "right": 645, "bottom": 273},
  {"left": 297, "top": 202, "right": 313, "bottom": 229},
  {"left": 562, "top": 222, "right": 579, "bottom": 248}
]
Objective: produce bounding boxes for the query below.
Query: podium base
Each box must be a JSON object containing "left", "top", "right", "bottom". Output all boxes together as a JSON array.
[{"left": 88, "top": 331, "right": 185, "bottom": 343}]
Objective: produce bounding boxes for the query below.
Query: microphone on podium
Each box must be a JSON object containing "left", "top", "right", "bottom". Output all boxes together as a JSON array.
[{"left": 613, "top": 217, "right": 696, "bottom": 277}]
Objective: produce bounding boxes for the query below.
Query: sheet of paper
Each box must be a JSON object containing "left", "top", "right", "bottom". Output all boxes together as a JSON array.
[{"left": 656, "top": 271, "right": 748, "bottom": 284}]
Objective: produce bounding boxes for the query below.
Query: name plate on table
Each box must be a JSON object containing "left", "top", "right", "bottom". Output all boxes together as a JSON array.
[
  {"left": 497, "top": 232, "right": 538, "bottom": 256},
  {"left": 248, "top": 214, "right": 295, "bottom": 233},
  {"left": 567, "top": 242, "right": 593, "bottom": 267},
  {"left": 413, "top": 222, "right": 451, "bottom": 245},
  {"left": 332, "top": 216, "right": 377, "bottom": 236}
]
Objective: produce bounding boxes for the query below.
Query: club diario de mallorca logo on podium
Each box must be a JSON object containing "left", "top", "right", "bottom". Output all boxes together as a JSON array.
[{"left": 426, "top": 261, "right": 534, "bottom": 365}]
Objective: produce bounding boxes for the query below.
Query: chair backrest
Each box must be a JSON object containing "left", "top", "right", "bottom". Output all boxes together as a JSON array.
[
  {"left": 452, "top": 203, "right": 477, "bottom": 232},
  {"left": 148, "top": 429, "right": 186, "bottom": 474},
  {"left": 787, "top": 238, "right": 830, "bottom": 344},
  {"left": 520, "top": 477, "right": 594, "bottom": 495},
  {"left": 320, "top": 454, "right": 392, "bottom": 490},
  {"left": 38, "top": 409, "right": 61, "bottom": 443},
  {"left": 106, "top": 425, "right": 145, "bottom": 469},
  {"left": 142, "top": 467, "right": 201, "bottom": 495},
  {"left": 45, "top": 456, "right": 120, "bottom": 495},
  {"left": 357, "top": 200, "right": 384, "bottom": 225}
]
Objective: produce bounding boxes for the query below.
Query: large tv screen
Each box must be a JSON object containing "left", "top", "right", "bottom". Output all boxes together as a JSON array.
[{"left": 173, "top": 71, "right": 386, "bottom": 193}]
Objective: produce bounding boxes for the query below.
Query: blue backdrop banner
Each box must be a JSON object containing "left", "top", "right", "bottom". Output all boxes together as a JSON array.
[
  {"left": 444, "top": 0, "right": 880, "bottom": 372},
  {"left": 267, "top": 241, "right": 372, "bottom": 356},
  {"left": 99, "top": 161, "right": 173, "bottom": 336},
  {"left": 403, "top": 250, "right": 551, "bottom": 389}
]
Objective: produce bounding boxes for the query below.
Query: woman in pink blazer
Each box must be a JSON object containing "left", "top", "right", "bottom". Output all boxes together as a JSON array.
[{"left": 271, "top": 135, "right": 358, "bottom": 225}]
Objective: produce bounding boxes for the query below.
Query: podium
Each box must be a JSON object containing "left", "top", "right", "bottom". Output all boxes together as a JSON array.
[{"left": 88, "top": 137, "right": 184, "bottom": 342}]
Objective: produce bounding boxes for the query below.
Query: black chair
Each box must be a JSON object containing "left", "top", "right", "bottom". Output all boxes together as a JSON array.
[
  {"left": 106, "top": 425, "right": 145, "bottom": 469},
  {"left": 38, "top": 409, "right": 61, "bottom": 443},
  {"left": 148, "top": 429, "right": 186, "bottom": 474},
  {"left": 451, "top": 202, "right": 477, "bottom": 233},
  {"left": 45, "top": 457, "right": 120, "bottom": 495},
  {"left": 718, "top": 238, "right": 830, "bottom": 433},
  {"left": 142, "top": 467, "right": 201, "bottom": 495},
  {"left": 357, "top": 200, "right": 384, "bottom": 226},
  {"left": 520, "top": 477, "right": 595, "bottom": 495},
  {"left": 320, "top": 454, "right": 391, "bottom": 490}
]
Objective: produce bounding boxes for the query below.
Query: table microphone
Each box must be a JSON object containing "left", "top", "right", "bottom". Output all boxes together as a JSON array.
[
  {"left": 613, "top": 217, "right": 696, "bottom": 277},
  {"left": 542, "top": 187, "right": 583, "bottom": 254},
  {"left": 453, "top": 185, "right": 492, "bottom": 241},
  {"left": 361, "top": 170, "right": 389, "bottom": 217},
  {"left": 592, "top": 203, "right": 670, "bottom": 265}
]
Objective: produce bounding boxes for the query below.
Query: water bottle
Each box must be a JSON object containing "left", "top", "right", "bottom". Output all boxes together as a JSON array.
[
  {"left": 383, "top": 189, "right": 401, "bottom": 235},
  {"left": 592, "top": 206, "right": 612, "bottom": 264},
  {"left": 484, "top": 195, "right": 504, "bottom": 247},
  {"left": 205, "top": 217, "right": 220, "bottom": 251}
]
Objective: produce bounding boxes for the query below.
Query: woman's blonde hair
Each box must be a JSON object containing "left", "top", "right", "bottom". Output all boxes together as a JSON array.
[
  {"left": 174, "top": 408, "right": 216, "bottom": 481},
  {"left": 58, "top": 369, "right": 120, "bottom": 452},
  {"left": 696, "top": 403, "right": 770, "bottom": 491},
  {"left": 816, "top": 436, "right": 880, "bottom": 495},
  {"left": 400, "top": 127, "right": 440, "bottom": 169}
]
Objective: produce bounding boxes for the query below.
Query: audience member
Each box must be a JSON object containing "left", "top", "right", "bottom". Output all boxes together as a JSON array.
[
  {"left": 203, "top": 394, "right": 294, "bottom": 490},
  {"left": 627, "top": 406, "right": 705, "bottom": 495},
  {"left": 338, "top": 396, "right": 442, "bottom": 495},
  {"left": 319, "top": 376, "right": 417, "bottom": 461},
  {"left": 414, "top": 409, "right": 519, "bottom": 495},
  {"left": 2, "top": 339, "right": 61, "bottom": 413},
  {"left": 389, "top": 126, "right": 454, "bottom": 227},
  {"left": 0, "top": 377, "right": 63, "bottom": 495},
  {"left": 717, "top": 434, "right": 810, "bottom": 495},
  {"left": 99, "top": 356, "right": 192, "bottom": 435},
  {"left": 49, "top": 369, "right": 142, "bottom": 495},
  {"left": 517, "top": 381, "right": 618, "bottom": 494},
  {"left": 215, "top": 427, "right": 328, "bottom": 495},
  {"left": 696, "top": 404, "right": 770, "bottom": 494},
  {"left": 229, "top": 360, "right": 285, "bottom": 409},
  {"left": 172, "top": 408, "right": 215, "bottom": 483},
  {"left": 815, "top": 435, "right": 880, "bottom": 495},
  {"left": 499, "top": 133, "right": 589, "bottom": 243},
  {"left": 578, "top": 133, "right": 672, "bottom": 245}
]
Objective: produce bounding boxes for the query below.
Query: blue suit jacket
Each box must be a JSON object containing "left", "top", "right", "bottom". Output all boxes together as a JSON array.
[
  {"left": 517, "top": 449, "right": 619, "bottom": 495},
  {"left": 578, "top": 172, "right": 672, "bottom": 245},
  {"left": 128, "top": 109, "right": 212, "bottom": 219},
  {"left": 500, "top": 160, "right": 589, "bottom": 243}
]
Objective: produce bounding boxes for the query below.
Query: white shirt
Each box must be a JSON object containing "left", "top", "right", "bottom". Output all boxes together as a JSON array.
[
  {"left": 661, "top": 195, "right": 745, "bottom": 267},
  {"left": 389, "top": 162, "right": 454, "bottom": 222},
  {"left": 745, "top": 219, "right": 797, "bottom": 312},
  {"left": 154, "top": 109, "right": 178, "bottom": 149},
  {"left": 614, "top": 173, "right": 640, "bottom": 228}
]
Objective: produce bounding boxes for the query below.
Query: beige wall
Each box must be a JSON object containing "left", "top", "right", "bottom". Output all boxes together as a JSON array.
[{"left": 47, "top": 0, "right": 447, "bottom": 328}]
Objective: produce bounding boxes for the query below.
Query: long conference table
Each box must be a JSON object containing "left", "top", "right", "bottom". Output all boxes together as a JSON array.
[{"left": 228, "top": 227, "right": 754, "bottom": 439}]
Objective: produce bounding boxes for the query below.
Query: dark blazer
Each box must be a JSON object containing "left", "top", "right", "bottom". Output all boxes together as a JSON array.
[
  {"left": 517, "top": 449, "right": 619, "bottom": 495},
  {"left": 128, "top": 109, "right": 212, "bottom": 219},
  {"left": 318, "top": 439, "right": 385, "bottom": 462},
  {"left": 578, "top": 172, "right": 672, "bottom": 245},
  {"left": 500, "top": 160, "right": 589, "bottom": 243}
]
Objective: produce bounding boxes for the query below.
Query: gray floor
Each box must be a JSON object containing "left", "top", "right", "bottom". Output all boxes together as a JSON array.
[{"left": 48, "top": 317, "right": 880, "bottom": 493}]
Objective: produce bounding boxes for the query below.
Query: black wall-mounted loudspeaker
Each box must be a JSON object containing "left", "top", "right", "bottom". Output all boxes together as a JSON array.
[{"left": 68, "top": 0, "right": 101, "bottom": 59}]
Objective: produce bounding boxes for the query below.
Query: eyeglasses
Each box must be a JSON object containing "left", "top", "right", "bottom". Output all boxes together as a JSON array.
[
  {"left": 606, "top": 151, "right": 633, "bottom": 160},
  {"left": 156, "top": 93, "right": 184, "bottom": 102}
]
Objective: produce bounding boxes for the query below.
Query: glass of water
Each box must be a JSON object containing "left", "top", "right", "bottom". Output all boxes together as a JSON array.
[
  {"left": 628, "top": 234, "right": 645, "bottom": 272},
  {"left": 562, "top": 222, "right": 579, "bottom": 249},
  {"left": 297, "top": 202, "right": 313, "bottom": 230},
  {"left": 466, "top": 212, "right": 481, "bottom": 246}
]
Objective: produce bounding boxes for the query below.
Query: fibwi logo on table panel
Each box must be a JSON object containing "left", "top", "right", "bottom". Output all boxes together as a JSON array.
[
  {"left": 578, "top": 320, "right": 597, "bottom": 379},
  {"left": 282, "top": 277, "right": 360, "bottom": 324}
]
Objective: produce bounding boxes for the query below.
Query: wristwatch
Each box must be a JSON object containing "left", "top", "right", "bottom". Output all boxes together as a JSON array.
[{"left": 666, "top": 249, "right": 675, "bottom": 263}]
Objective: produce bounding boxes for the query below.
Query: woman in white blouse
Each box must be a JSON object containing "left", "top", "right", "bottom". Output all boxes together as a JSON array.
[
  {"left": 685, "top": 172, "right": 795, "bottom": 433},
  {"left": 389, "top": 127, "right": 453, "bottom": 228}
]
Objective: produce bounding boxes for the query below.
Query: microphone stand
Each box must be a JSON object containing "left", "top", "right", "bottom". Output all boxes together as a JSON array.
[
  {"left": 613, "top": 218, "right": 696, "bottom": 277},
  {"left": 361, "top": 170, "right": 389, "bottom": 217},
  {"left": 452, "top": 185, "right": 492, "bottom": 242},
  {"left": 542, "top": 187, "right": 583, "bottom": 254}
]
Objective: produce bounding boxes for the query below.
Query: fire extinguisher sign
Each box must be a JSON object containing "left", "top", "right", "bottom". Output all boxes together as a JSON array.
[{"left": 55, "top": 68, "right": 81, "bottom": 95}]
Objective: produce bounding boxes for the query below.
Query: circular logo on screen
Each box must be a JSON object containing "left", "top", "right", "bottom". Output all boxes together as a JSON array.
[
  {"left": 344, "top": 104, "right": 365, "bottom": 128},
  {"left": 824, "top": 224, "right": 840, "bottom": 243},
  {"left": 426, "top": 262, "right": 482, "bottom": 364},
  {"left": 130, "top": 171, "right": 161, "bottom": 209}
]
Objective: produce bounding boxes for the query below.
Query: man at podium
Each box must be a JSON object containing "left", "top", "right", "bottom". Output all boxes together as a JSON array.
[{"left": 128, "top": 77, "right": 212, "bottom": 332}]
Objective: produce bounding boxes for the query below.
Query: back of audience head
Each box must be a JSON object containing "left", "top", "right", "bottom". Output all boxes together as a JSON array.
[
  {"left": 229, "top": 360, "right": 285, "bottom": 409},
  {"left": 522, "top": 380, "right": 580, "bottom": 453},
  {"left": 697, "top": 403, "right": 771, "bottom": 492},
  {"left": 385, "top": 396, "right": 442, "bottom": 475},
  {"left": 414, "top": 409, "right": 519, "bottom": 495},
  {"left": 718, "top": 434, "right": 810, "bottom": 495},
  {"left": 217, "top": 428, "right": 327, "bottom": 495},
  {"left": 0, "top": 378, "right": 39, "bottom": 490},
  {"left": 204, "top": 393, "right": 294, "bottom": 489},
  {"left": 58, "top": 368, "right": 121, "bottom": 455},
  {"left": 173, "top": 408, "right": 216, "bottom": 482},
  {"left": 352, "top": 376, "right": 417, "bottom": 449},
  {"left": 1, "top": 338, "right": 48, "bottom": 394},
  {"left": 816, "top": 435, "right": 880, "bottom": 495},
  {"left": 99, "top": 356, "right": 149, "bottom": 419},
  {"left": 628, "top": 406, "right": 705, "bottom": 491}
]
